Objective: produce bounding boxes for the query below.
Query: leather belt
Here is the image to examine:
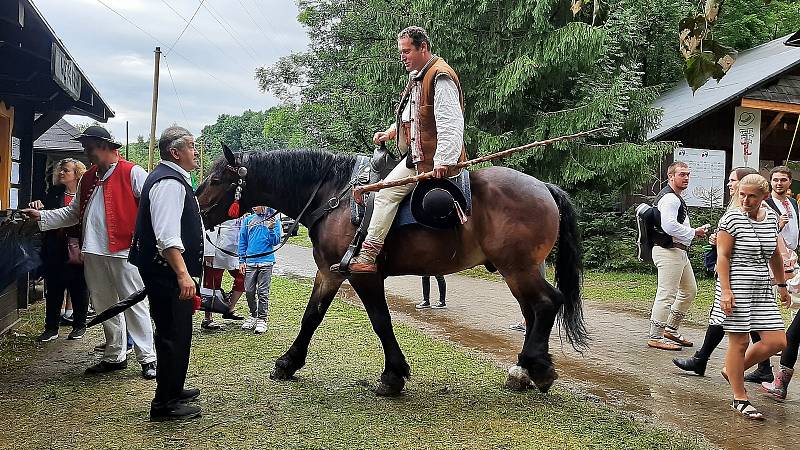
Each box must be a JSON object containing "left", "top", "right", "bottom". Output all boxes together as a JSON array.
[{"left": 671, "top": 242, "right": 689, "bottom": 251}]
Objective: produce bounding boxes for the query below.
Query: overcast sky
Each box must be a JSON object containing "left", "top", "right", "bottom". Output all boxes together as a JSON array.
[{"left": 34, "top": 0, "right": 309, "bottom": 142}]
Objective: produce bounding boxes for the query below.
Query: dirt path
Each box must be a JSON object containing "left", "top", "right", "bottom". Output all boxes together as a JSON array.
[{"left": 276, "top": 244, "right": 800, "bottom": 450}]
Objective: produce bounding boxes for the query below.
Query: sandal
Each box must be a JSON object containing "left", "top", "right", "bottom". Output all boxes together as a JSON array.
[{"left": 731, "top": 399, "right": 765, "bottom": 420}]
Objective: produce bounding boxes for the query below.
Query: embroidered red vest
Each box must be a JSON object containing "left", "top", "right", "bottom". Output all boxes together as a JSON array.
[{"left": 78, "top": 159, "right": 140, "bottom": 253}]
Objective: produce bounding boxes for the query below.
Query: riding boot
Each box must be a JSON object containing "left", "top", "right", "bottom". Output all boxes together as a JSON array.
[
  {"left": 673, "top": 352, "right": 708, "bottom": 376},
  {"left": 348, "top": 239, "right": 383, "bottom": 273},
  {"left": 664, "top": 310, "right": 693, "bottom": 347},
  {"left": 761, "top": 366, "right": 794, "bottom": 400}
]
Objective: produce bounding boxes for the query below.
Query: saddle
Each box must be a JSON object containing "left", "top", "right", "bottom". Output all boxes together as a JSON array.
[{"left": 334, "top": 147, "right": 472, "bottom": 273}]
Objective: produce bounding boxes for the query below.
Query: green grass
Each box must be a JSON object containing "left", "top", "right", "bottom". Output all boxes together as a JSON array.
[
  {"left": 0, "top": 276, "right": 709, "bottom": 449},
  {"left": 288, "top": 225, "right": 312, "bottom": 247}
]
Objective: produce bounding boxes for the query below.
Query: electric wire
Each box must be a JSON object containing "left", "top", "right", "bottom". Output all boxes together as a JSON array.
[
  {"left": 201, "top": 1, "right": 262, "bottom": 60},
  {"left": 234, "top": 0, "right": 278, "bottom": 47},
  {"left": 166, "top": 0, "right": 206, "bottom": 56},
  {"left": 163, "top": 56, "right": 188, "bottom": 123}
]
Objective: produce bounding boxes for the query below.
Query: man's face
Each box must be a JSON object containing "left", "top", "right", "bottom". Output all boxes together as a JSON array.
[
  {"left": 669, "top": 166, "right": 690, "bottom": 190},
  {"left": 170, "top": 135, "right": 199, "bottom": 171},
  {"left": 771, "top": 172, "right": 791, "bottom": 195},
  {"left": 398, "top": 37, "right": 428, "bottom": 72},
  {"left": 82, "top": 139, "right": 111, "bottom": 165}
]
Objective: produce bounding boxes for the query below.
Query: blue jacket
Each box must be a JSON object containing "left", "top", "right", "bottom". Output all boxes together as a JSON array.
[{"left": 239, "top": 213, "right": 282, "bottom": 265}]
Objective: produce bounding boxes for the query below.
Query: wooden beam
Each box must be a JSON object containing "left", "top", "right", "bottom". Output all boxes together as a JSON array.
[
  {"left": 741, "top": 98, "right": 800, "bottom": 114},
  {"left": 762, "top": 112, "right": 786, "bottom": 143}
]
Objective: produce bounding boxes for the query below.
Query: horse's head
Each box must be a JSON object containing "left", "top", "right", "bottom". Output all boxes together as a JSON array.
[{"left": 196, "top": 144, "right": 252, "bottom": 229}]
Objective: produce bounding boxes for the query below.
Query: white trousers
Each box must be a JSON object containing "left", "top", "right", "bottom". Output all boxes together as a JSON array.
[
  {"left": 83, "top": 253, "right": 156, "bottom": 364},
  {"left": 366, "top": 162, "right": 417, "bottom": 243},
  {"left": 650, "top": 246, "right": 697, "bottom": 330}
]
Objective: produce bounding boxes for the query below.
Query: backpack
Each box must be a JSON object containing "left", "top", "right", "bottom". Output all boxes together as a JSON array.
[{"left": 635, "top": 187, "right": 686, "bottom": 263}]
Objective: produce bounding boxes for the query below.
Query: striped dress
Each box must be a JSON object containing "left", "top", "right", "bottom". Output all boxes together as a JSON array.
[{"left": 709, "top": 208, "right": 784, "bottom": 332}]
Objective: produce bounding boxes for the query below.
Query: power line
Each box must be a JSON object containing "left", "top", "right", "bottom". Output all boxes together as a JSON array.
[
  {"left": 248, "top": 0, "right": 278, "bottom": 31},
  {"left": 234, "top": 0, "right": 278, "bottom": 48},
  {"left": 163, "top": 56, "right": 188, "bottom": 122},
  {"left": 166, "top": 0, "right": 205, "bottom": 56},
  {"left": 202, "top": 0, "right": 263, "bottom": 60}
]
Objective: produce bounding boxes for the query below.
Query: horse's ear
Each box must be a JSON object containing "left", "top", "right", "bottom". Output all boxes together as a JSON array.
[{"left": 222, "top": 144, "right": 236, "bottom": 165}]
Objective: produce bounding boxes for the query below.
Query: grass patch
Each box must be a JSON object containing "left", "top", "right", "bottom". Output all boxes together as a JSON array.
[
  {"left": 0, "top": 277, "right": 709, "bottom": 449},
  {"left": 288, "top": 225, "right": 312, "bottom": 247}
]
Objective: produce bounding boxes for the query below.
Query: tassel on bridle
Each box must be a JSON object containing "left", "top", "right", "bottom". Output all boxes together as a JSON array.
[{"left": 227, "top": 166, "right": 248, "bottom": 218}]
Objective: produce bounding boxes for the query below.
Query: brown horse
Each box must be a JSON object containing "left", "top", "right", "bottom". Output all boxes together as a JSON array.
[{"left": 196, "top": 146, "right": 587, "bottom": 396}]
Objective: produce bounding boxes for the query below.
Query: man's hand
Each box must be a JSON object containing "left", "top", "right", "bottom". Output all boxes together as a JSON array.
[
  {"left": 373, "top": 127, "right": 396, "bottom": 145},
  {"left": 779, "top": 213, "right": 789, "bottom": 230},
  {"left": 239, "top": 263, "right": 246, "bottom": 274},
  {"left": 177, "top": 272, "right": 195, "bottom": 301},
  {"left": 28, "top": 200, "right": 44, "bottom": 210},
  {"left": 204, "top": 256, "right": 214, "bottom": 267},
  {"left": 432, "top": 165, "right": 448, "bottom": 179},
  {"left": 267, "top": 219, "right": 276, "bottom": 229},
  {"left": 19, "top": 208, "right": 41, "bottom": 221},
  {"left": 694, "top": 224, "right": 710, "bottom": 238}
]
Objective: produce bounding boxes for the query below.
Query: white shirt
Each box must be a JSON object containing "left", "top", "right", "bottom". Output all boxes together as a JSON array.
[
  {"left": 39, "top": 162, "right": 148, "bottom": 258},
  {"left": 203, "top": 218, "right": 242, "bottom": 270},
  {"left": 771, "top": 195, "right": 799, "bottom": 251},
  {"left": 657, "top": 192, "right": 694, "bottom": 246},
  {"left": 399, "top": 71, "right": 464, "bottom": 167},
  {"left": 149, "top": 160, "right": 202, "bottom": 256}
]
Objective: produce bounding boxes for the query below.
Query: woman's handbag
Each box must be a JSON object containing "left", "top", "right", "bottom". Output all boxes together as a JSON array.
[{"left": 66, "top": 237, "right": 83, "bottom": 265}]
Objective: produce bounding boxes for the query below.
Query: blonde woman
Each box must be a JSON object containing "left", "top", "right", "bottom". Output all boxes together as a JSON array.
[
  {"left": 30, "top": 158, "right": 89, "bottom": 341},
  {"left": 710, "top": 174, "right": 790, "bottom": 419}
]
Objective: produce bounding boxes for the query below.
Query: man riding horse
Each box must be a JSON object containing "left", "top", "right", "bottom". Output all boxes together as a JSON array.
[{"left": 344, "top": 26, "right": 467, "bottom": 273}]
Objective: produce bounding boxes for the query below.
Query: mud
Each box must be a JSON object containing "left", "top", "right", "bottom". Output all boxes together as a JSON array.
[{"left": 277, "top": 244, "right": 800, "bottom": 450}]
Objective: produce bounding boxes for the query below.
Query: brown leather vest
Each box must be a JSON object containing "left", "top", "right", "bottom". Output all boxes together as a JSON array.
[{"left": 396, "top": 57, "right": 467, "bottom": 176}]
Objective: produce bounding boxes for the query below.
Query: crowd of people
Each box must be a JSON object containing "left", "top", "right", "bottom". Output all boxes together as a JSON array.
[{"left": 646, "top": 161, "right": 800, "bottom": 420}]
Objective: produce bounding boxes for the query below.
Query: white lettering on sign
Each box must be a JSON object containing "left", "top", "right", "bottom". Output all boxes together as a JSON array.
[
  {"left": 732, "top": 106, "right": 761, "bottom": 170},
  {"left": 51, "top": 43, "right": 81, "bottom": 100}
]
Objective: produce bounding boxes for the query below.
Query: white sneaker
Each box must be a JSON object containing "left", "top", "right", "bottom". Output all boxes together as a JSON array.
[
  {"left": 241, "top": 317, "right": 257, "bottom": 330},
  {"left": 254, "top": 319, "right": 268, "bottom": 334}
]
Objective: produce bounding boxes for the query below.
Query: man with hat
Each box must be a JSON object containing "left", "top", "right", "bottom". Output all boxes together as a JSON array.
[
  {"left": 343, "top": 26, "right": 466, "bottom": 273},
  {"left": 22, "top": 125, "right": 158, "bottom": 379},
  {"left": 129, "top": 126, "right": 204, "bottom": 421}
]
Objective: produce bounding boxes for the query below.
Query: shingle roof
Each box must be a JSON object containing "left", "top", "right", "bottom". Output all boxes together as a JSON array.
[
  {"left": 648, "top": 33, "right": 800, "bottom": 140},
  {"left": 33, "top": 119, "right": 83, "bottom": 153},
  {"left": 744, "top": 74, "right": 800, "bottom": 104}
]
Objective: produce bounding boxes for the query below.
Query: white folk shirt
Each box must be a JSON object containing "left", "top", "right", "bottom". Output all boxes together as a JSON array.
[
  {"left": 149, "top": 160, "right": 202, "bottom": 257},
  {"left": 657, "top": 192, "right": 694, "bottom": 247},
  {"left": 203, "top": 218, "right": 242, "bottom": 270},
  {"left": 39, "top": 162, "right": 148, "bottom": 258},
  {"left": 771, "top": 195, "right": 799, "bottom": 251},
  {"left": 399, "top": 70, "right": 464, "bottom": 167}
]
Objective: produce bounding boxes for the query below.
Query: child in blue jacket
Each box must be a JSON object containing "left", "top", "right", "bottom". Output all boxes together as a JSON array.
[{"left": 238, "top": 206, "right": 282, "bottom": 333}]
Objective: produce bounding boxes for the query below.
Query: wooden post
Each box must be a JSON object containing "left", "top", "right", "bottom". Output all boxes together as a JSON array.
[{"left": 148, "top": 47, "right": 162, "bottom": 171}]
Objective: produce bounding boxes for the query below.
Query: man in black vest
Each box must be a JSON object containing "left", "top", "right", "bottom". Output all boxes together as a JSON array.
[
  {"left": 129, "top": 126, "right": 204, "bottom": 421},
  {"left": 647, "top": 161, "right": 709, "bottom": 351}
]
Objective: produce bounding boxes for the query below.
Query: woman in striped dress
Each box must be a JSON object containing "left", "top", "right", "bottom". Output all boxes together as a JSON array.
[{"left": 709, "top": 174, "right": 790, "bottom": 420}]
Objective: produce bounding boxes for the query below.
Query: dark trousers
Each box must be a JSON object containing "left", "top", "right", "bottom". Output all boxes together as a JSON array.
[
  {"left": 697, "top": 325, "right": 772, "bottom": 371},
  {"left": 422, "top": 276, "right": 446, "bottom": 304},
  {"left": 44, "top": 265, "right": 88, "bottom": 331},
  {"left": 781, "top": 312, "right": 800, "bottom": 369},
  {"left": 141, "top": 272, "right": 194, "bottom": 408}
]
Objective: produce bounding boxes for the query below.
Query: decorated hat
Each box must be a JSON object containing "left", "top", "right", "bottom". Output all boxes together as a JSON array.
[
  {"left": 410, "top": 178, "right": 468, "bottom": 229},
  {"left": 72, "top": 125, "right": 122, "bottom": 149}
]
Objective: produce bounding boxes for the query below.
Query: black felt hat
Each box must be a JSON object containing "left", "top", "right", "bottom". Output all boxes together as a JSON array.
[
  {"left": 72, "top": 125, "right": 122, "bottom": 149},
  {"left": 410, "top": 178, "right": 468, "bottom": 229}
]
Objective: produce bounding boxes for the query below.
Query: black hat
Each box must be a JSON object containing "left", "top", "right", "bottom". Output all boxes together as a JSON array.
[
  {"left": 72, "top": 125, "right": 121, "bottom": 149},
  {"left": 410, "top": 178, "right": 468, "bottom": 229}
]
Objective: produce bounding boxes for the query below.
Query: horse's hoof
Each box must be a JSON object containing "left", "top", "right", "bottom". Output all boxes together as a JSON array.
[
  {"left": 374, "top": 381, "right": 404, "bottom": 397},
  {"left": 505, "top": 365, "right": 534, "bottom": 391},
  {"left": 531, "top": 367, "right": 559, "bottom": 393},
  {"left": 269, "top": 364, "right": 296, "bottom": 381}
]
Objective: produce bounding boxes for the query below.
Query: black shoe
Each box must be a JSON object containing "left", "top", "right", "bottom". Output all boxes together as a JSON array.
[
  {"left": 201, "top": 319, "right": 223, "bottom": 331},
  {"left": 67, "top": 327, "right": 86, "bottom": 340},
  {"left": 60, "top": 315, "right": 74, "bottom": 326},
  {"left": 673, "top": 353, "right": 708, "bottom": 376},
  {"left": 179, "top": 388, "right": 201, "bottom": 403},
  {"left": 150, "top": 403, "right": 202, "bottom": 422},
  {"left": 141, "top": 362, "right": 157, "bottom": 380},
  {"left": 38, "top": 329, "right": 59, "bottom": 342},
  {"left": 85, "top": 360, "right": 127, "bottom": 374},
  {"left": 221, "top": 311, "right": 244, "bottom": 321},
  {"left": 744, "top": 365, "right": 774, "bottom": 383}
]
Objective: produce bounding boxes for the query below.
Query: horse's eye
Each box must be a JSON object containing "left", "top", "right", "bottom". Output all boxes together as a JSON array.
[{"left": 208, "top": 178, "right": 222, "bottom": 186}]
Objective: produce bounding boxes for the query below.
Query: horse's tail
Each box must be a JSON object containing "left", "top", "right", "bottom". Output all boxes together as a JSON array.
[{"left": 546, "top": 183, "right": 589, "bottom": 352}]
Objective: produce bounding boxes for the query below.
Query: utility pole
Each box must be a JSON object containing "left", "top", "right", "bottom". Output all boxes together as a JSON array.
[
  {"left": 125, "top": 120, "right": 129, "bottom": 160},
  {"left": 148, "top": 47, "right": 162, "bottom": 171}
]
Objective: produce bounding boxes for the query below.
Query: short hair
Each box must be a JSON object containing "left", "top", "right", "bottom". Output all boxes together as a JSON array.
[
  {"left": 739, "top": 173, "right": 770, "bottom": 196},
  {"left": 733, "top": 166, "right": 757, "bottom": 182},
  {"left": 397, "top": 26, "right": 430, "bottom": 50},
  {"left": 158, "top": 126, "right": 193, "bottom": 161},
  {"left": 667, "top": 161, "right": 689, "bottom": 176},
  {"left": 52, "top": 158, "right": 87, "bottom": 185},
  {"left": 770, "top": 165, "right": 793, "bottom": 181}
]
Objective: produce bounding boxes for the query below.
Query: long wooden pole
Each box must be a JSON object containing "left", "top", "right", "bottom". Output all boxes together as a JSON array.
[
  {"left": 148, "top": 47, "right": 162, "bottom": 171},
  {"left": 353, "top": 127, "right": 607, "bottom": 200}
]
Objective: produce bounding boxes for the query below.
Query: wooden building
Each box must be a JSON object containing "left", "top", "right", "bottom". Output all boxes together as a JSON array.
[{"left": 0, "top": 1, "right": 113, "bottom": 334}]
